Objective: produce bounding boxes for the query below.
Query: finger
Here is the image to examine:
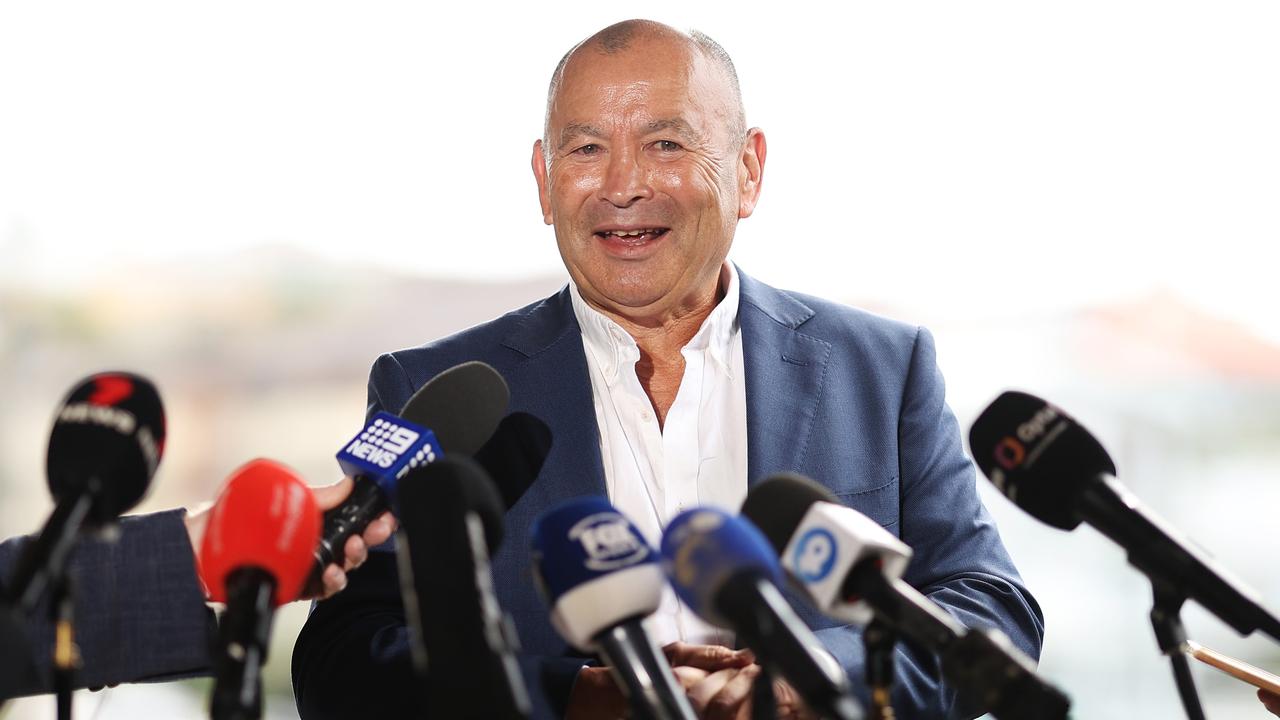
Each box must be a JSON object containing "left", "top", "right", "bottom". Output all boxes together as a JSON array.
[
  {"left": 321, "top": 564, "right": 348, "bottom": 599},
  {"left": 664, "top": 643, "right": 753, "bottom": 671},
  {"left": 342, "top": 533, "right": 369, "bottom": 571},
  {"left": 361, "top": 512, "right": 396, "bottom": 548},
  {"left": 312, "top": 476, "right": 356, "bottom": 511},
  {"left": 671, "top": 666, "right": 708, "bottom": 691},
  {"left": 688, "top": 668, "right": 740, "bottom": 714},
  {"left": 705, "top": 664, "right": 761, "bottom": 720}
]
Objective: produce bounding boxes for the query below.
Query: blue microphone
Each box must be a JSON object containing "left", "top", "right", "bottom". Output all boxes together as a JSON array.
[
  {"left": 661, "top": 508, "right": 864, "bottom": 720},
  {"left": 531, "top": 498, "right": 696, "bottom": 720}
]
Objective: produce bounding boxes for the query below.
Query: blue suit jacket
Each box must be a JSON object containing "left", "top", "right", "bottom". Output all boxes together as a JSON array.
[{"left": 292, "top": 270, "right": 1044, "bottom": 719}]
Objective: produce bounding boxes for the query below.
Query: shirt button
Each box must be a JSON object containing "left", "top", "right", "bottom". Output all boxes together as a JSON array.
[{"left": 640, "top": 410, "right": 652, "bottom": 422}]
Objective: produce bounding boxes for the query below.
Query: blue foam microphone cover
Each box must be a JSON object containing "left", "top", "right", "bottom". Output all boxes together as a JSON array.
[
  {"left": 659, "top": 507, "right": 784, "bottom": 628},
  {"left": 530, "top": 497, "right": 664, "bottom": 650}
]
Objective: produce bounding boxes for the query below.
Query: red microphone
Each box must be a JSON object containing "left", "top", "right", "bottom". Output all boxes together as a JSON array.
[{"left": 198, "top": 459, "right": 320, "bottom": 720}]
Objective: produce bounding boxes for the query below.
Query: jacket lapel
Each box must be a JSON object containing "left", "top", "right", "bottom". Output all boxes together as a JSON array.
[
  {"left": 499, "top": 287, "right": 607, "bottom": 501},
  {"left": 738, "top": 269, "right": 833, "bottom": 486}
]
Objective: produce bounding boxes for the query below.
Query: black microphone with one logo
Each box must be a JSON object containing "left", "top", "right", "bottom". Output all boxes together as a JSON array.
[
  {"left": 969, "top": 390, "right": 1280, "bottom": 642},
  {"left": 742, "top": 473, "right": 1070, "bottom": 720}
]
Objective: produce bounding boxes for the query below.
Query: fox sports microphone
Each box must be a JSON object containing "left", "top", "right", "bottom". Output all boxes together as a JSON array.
[
  {"left": 531, "top": 498, "right": 697, "bottom": 720},
  {"left": 309, "top": 360, "right": 509, "bottom": 588},
  {"left": 661, "top": 507, "right": 864, "bottom": 720},
  {"left": 742, "top": 473, "right": 1070, "bottom": 720},
  {"left": 970, "top": 391, "right": 1280, "bottom": 642},
  {"left": 395, "top": 455, "right": 530, "bottom": 720},
  {"left": 4, "top": 372, "right": 165, "bottom": 614},
  {"left": 198, "top": 459, "right": 321, "bottom": 720}
]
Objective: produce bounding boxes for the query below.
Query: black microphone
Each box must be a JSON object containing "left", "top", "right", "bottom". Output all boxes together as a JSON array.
[
  {"left": 742, "top": 473, "right": 1070, "bottom": 720},
  {"left": 394, "top": 455, "right": 530, "bottom": 720},
  {"left": 4, "top": 372, "right": 165, "bottom": 615},
  {"left": 308, "top": 360, "right": 509, "bottom": 590},
  {"left": 661, "top": 507, "right": 864, "bottom": 720},
  {"left": 969, "top": 390, "right": 1280, "bottom": 641},
  {"left": 473, "top": 411, "right": 552, "bottom": 511}
]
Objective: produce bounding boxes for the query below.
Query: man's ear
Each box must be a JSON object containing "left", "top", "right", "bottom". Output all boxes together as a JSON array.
[
  {"left": 532, "top": 139, "right": 554, "bottom": 225},
  {"left": 737, "top": 128, "right": 767, "bottom": 219}
]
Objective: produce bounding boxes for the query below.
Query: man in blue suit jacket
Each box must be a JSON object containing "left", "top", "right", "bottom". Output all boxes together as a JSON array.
[{"left": 292, "top": 19, "right": 1043, "bottom": 720}]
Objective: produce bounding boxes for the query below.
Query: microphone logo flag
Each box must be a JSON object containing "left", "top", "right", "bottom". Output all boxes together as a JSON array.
[{"left": 337, "top": 412, "right": 442, "bottom": 485}]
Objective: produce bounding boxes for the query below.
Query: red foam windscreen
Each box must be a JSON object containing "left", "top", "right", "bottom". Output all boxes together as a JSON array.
[{"left": 198, "top": 458, "right": 321, "bottom": 606}]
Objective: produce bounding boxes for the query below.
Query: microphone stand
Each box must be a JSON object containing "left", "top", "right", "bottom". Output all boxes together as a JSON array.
[
  {"left": 1149, "top": 580, "right": 1205, "bottom": 720},
  {"left": 51, "top": 572, "right": 79, "bottom": 720},
  {"left": 864, "top": 618, "right": 897, "bottom": 720}
]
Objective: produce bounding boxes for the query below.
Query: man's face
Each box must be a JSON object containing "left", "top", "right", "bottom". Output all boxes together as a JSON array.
[{"left": 533, "top": 38, "right": 764, "bottom": 321}]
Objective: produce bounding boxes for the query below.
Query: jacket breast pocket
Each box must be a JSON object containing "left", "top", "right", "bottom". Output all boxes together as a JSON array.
[{"left": 834, "top": 476, "right": 900, "bottom": 532}]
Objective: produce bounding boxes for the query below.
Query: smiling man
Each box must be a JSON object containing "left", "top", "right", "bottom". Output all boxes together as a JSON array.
[{"left": 293, "top": 20, "right": 1043, "bottom": 720}]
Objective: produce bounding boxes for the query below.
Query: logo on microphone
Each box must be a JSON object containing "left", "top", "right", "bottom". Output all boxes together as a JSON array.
[
  {"left": 568, "top": 512, "right": 650, "bottom": 571},
  {"left": 994, "top": 404, "right": 1062, "bottom": 472},
  {"left": 792, "top": 528, "right": 838, "bottom": 582},
  {"left": 88, "top": 375, "right": 135, "bottom": 406},
  {"left": 344, "top": 417, "right": 429, "bottom": 470}
]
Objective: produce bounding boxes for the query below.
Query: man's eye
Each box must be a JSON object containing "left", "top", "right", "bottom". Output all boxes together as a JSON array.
[
  {"left": 573, "top": 144, "right": 602, "bottom": 156},
  {"left": 655, "top": 140, "right": 683, "bottom": 152}
]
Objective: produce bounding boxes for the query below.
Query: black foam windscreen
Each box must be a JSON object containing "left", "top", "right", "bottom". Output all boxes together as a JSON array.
[
  {"left": 45, "top": 371, "right": 165, "bottom": 522},
  {"left": 740, "top": 473, "right": 839, "bottom": 554},
  {"left": 968, "top": 390, "right": 1117, "bottom": 531},
  {"left": 472, "top": 411, "right": 551, "bottom": 511},
  {"left": 397, "top": 454, "right": 506, "bottom": 550},
  {"left": 398, "top": 361, "right": 509, "bottom": 456}
]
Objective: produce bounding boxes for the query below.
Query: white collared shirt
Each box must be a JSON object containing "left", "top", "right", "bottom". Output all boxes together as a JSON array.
[{"left": 569, "top": 263, "right": 748, "bottom": 646}]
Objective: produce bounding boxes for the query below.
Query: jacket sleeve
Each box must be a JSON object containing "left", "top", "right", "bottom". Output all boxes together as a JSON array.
[
  {"left": 815, "top": 327, "right": 1045, "bottom": 719},
  {"left": 0, "top": 509, "right": 214, "bottom": 698}
]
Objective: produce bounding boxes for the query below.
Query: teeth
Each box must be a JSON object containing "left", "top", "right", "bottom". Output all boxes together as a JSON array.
[{"left": 606, "top": 229, "right": 659, "bottom": 237}]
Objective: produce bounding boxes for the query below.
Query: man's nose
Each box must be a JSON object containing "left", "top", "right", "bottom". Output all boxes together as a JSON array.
[{"left": 598, "top": 149, "right": 652, "bottom": 208}]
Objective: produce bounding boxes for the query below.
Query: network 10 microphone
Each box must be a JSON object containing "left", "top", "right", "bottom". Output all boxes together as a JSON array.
[
  {"left": 661, "top": 507, "right": 864, "bottom": 720},
  {"left": 309, "top": 360, "right": 509, "bottom": 590},
  {"left": 395, "top": 455, "right": 530, "bottom": 720},
  {"left": 198, "top": 459, "right": 321, "bottom": 720},
  {"left": 5, "top": 372, "right": 166, "bottom": 615},
  {"left": 530, "top": 498, "right": 697, "bottom": 720},
  {"left": 970, "top": 390, "right": 1280, "bottom": 642},
  {"left": 742, "top": 473, "right": 1070, "bottom": 720}
]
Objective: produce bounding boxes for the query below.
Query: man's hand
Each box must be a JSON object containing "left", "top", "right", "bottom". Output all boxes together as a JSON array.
[
  {"left": 682, "top": 663, "right": 817, "bottom": 720},
  {"left": 1260, "top": 689, "right": 1280, "bottom": 716},
  {"left": 184, "top": 476, "right": 397, "bottom": 601}
]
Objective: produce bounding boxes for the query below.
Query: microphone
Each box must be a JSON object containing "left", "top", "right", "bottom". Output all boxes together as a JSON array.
[
  {"left": 969, "top": 390, "right": 1280, "bottom": 641},
  {"left": 394, "top": 455, "right": 530, "bottom": 719},
  {"left": 473, "top": 411, "right": 553, "bottom": 510},
  {"left": 530, "top": 497, "right": 697, "bottom": 720},
  {"left": 742, "top": 473, "right": 1070, "bottom": 720},
  {"left": 4, "top": 372, "right": 165, "bottom": 614},
  {"left": 198, "top": 458, "right": 321, "bottom": 720},
  {"left": 660, "top": 507, "right": 864, "bottom": 720},
  {"left": 309, "top": 360, "right": 509, "bottom": 587}
]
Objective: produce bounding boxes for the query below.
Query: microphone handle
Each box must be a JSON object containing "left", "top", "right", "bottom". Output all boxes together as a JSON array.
[
  {"left": 594, "top": 618, "right": 698, "bottom": 720},
  {"left": 304, "top": 475, "right": 386, "bottom": 595},
  {"left": 720, "top": 573, "right": 863, "bottom": 720},
  {"left": 211, "top": 566, "right": 276, "bottom": 720},
  {"left": 942, "top": 628, "right": 1071, "bottom": 720},
  {"left": 843, "top": 560, "right": 965, "bottom": 652},
  {"left": 7, "top": 492, "right": 94, "bottom": 613}
]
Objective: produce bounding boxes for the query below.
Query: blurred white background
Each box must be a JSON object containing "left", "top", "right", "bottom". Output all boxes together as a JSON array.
[{"left": 1, "top": 2, "right": 1278, "bottom": 718}]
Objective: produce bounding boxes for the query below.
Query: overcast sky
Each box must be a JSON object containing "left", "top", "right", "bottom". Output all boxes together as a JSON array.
[{"left": 2, "top": 2, "right": 1277, "bottom": 340}]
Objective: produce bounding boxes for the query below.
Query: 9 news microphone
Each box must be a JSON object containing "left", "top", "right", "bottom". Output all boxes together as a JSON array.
[
  {"left": 661, "top": 508, "right": 864, "bottom": 720},
  {"left": 308, "top": 360, "right": 509, "bottom": 591},
  {"left": 742, "top": 474, "right": 1070, "bottom": 720},
  {"left": 970, "top": 391, "right": 1280, "bottom": 641},
  {"left": 395, "top": 455, "right": 530, "bottom": 719},
  {"left": 531, "top": 498, "right": 697, "bottom": 720},
  {"left": 4, "top": 372, "right": 165, "bottom": 615},
  {"left": 198, "top": 459, "right": 321, "bottom": 720}
]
